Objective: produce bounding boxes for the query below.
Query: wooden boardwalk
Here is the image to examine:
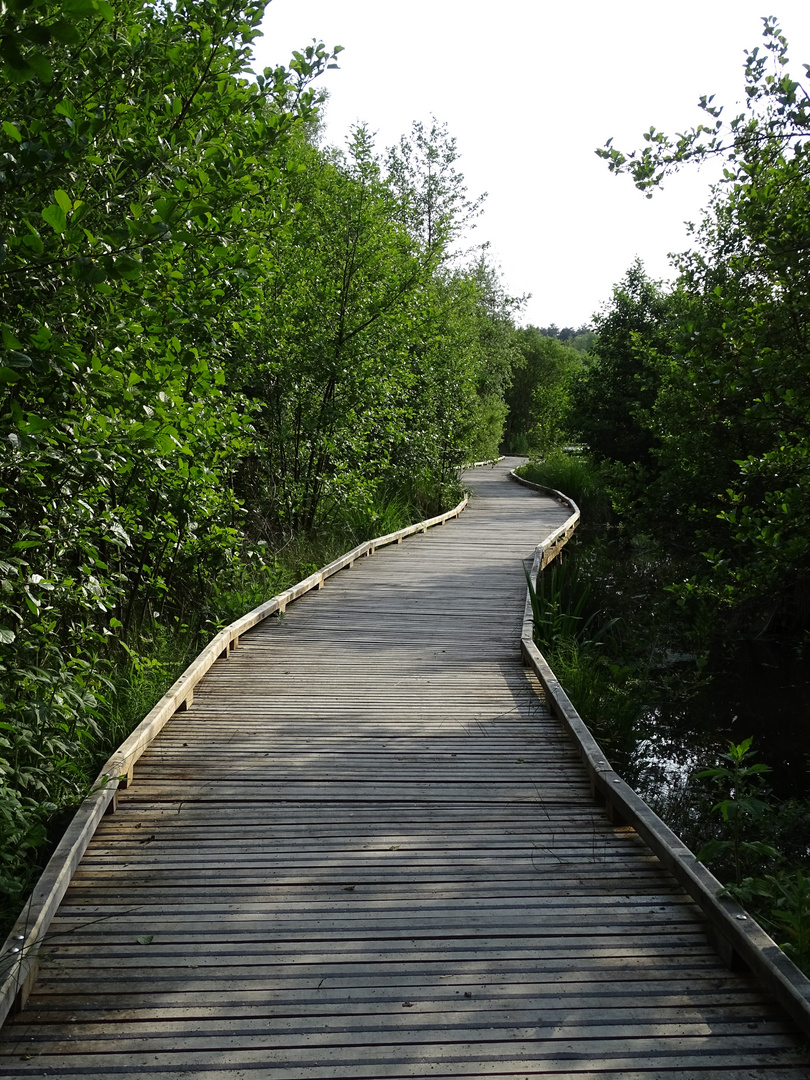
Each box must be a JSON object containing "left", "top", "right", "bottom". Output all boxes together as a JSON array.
[{"left": 1, "top": 458, "right": 809, "bottom": 1077}]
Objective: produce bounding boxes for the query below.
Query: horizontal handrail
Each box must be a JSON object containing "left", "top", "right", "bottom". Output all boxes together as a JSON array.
[
  {"left": 465, "top": 454, "right": 505, "bottom": 468},
  {"left": 507, "top": 469, "right": 581, "bottom": 640},
  {"left": 99, "top": 496, "right": 469, "bottom": 792},
  {"left": 0, "top": 493, "right": 470, "bottom": 1025},
  {"left": 519, "top": 481, "right": 810, "bottom": 1038}
]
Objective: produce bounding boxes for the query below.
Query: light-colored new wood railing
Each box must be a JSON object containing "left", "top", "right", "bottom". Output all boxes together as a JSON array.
[{"left": 0, "top": 495, "right": 470, "bottom": 1024}]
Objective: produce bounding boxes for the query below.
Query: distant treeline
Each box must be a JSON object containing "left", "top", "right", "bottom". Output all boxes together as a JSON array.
[{"left": 535, "top": 325, "right": 595, "bottom": 353}]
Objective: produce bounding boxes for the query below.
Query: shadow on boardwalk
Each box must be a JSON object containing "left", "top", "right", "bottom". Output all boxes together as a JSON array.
[{"left": 1, "top": 459, "right": 808, "bottom": 1077}]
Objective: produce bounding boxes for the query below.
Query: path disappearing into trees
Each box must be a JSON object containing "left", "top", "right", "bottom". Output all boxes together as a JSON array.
[{"left": 1, "top": 459, "right": 808, "bottom": 1077}]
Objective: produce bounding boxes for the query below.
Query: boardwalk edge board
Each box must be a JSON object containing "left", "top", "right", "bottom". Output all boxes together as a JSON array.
[
  {"left": 0, "top": 491, "right": 473, "bottom": 1026},
  {"left": 519, "top": 478, "right": 810, "bottom": 1040}
]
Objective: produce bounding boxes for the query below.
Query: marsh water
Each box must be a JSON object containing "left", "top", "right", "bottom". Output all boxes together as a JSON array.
[{"left": 633, "top": 636, "right": 810, "bottom": 805}]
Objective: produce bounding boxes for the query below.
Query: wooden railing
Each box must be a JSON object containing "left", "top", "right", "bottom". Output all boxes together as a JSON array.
[
  {"left": 0, "top": 495, "right": 470, "bottom": 1025},
  {"left": 5, "top": 463, "right": 809, "bottom": 1041},
  {"left": 513, "top": 468, "right": 810, "bottom": 1039}
]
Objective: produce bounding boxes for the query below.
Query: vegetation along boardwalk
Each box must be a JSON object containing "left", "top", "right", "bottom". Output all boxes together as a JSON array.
[{"left": 1, "top": 458, "right": 809, "bottom": 1078}]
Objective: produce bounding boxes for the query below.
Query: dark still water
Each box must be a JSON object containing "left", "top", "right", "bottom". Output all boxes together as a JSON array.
[{"left": 633, "top": 637, "right": 810, "bottom": 805}]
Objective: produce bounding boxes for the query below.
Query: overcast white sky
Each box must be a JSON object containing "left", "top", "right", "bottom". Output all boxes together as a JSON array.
[{"left": 252, "top": 2, "right": 810, "bottom": 328}]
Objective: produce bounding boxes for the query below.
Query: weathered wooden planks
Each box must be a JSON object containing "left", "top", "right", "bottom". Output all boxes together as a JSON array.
[{"left": 1, "top": 457, "right": 808, "bottom": 1078}]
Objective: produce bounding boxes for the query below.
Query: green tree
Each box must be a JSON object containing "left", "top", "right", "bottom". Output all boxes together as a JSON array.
[
  {"left": 596, "top": 18, "right": 810, "bottom": 619},
  {"left": 386, "top": 118, "right": 485, "bottom": 263},
  {"left": 570, "top": 260, "right": 672, "bottom": 468},
  {"left": 0, "top": 0, "right": 338, "bottom": 637},
  {"left": 234, "top": 123, "right": 490, "bottom": 535},
  {"left": 503, "top": 327, "right": 582, "bottom": 456},
  {"left": 598, "top": 17, "right": 810, "bottom": 196}
]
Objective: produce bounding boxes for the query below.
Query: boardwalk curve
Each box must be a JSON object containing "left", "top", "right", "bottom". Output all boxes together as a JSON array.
[{"left": 1, "top": 458, "right": 809, "bottom": 1077}]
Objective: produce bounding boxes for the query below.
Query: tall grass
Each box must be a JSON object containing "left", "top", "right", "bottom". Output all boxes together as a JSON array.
[
  {"left": 527, "top": 548, "right": 642, "bottom": 774},
  {"left": 336, "top": 488, "right": 418, "bottom": 545},
  {"left": 545, "top": 640, "right": 642, "bottom": 768},
  {"left": 526, "top": 555, "right": 617, "bottom": 650},
  {"left": 517, "top": 452, "right": 613, "bottom": 523}
]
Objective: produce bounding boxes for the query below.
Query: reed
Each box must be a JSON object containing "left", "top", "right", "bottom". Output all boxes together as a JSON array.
[{"left": 517, "top": 453, "right": 613, "bottom": 523}]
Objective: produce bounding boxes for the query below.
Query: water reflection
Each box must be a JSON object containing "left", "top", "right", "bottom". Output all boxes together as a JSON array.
[{"left": 629, "top": 638, "right": 810, "bottom": 806}]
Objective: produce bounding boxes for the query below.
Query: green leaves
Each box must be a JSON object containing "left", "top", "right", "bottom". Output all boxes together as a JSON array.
[
  {"left": 4, "top": 351, "right": 32, "bottom": 370},
  {"left": 41, "top": 203, "right": 66, "bottom": 234},
  {"left": 597, "top": 18, "right": 810, "bottom": 195},
  {"left": 695, "top": 739, "right": 779, "bottom": 886},
  {"left": 37, "top": 185, "right": 75, "bottom": 235},
  {"left": 587, "top": 22, "right": 810, "bottom": 632}
]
